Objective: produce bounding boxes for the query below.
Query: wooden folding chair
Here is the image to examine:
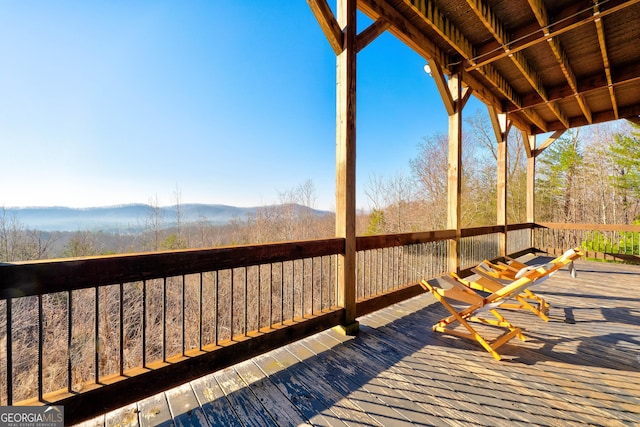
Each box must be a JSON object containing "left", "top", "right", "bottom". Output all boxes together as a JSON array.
[
  {"left": 451, "top": 269, "right": 551, "bottom": 321},
  {"left": 421, "top": 248, "right": 583, "bottom": 360}
]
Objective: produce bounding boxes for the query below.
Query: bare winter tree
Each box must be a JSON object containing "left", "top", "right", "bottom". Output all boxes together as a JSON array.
[{"left": 0, "top": 208, "right": 54, "bottom": 261}]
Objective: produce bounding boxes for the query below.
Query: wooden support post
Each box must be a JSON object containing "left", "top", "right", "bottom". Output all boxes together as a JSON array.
[
  {"left": 447, "top": 71, "right": 464, "bottom": 273},
  {"left": 335, "top": 0, "right": 358, "bottom": 335},
  {"left": 527, "top": 155, "right": 535, "bottom": 223},
  {"left": 489, "top": 106, "right": 510, "bottom": 257},
  {"left": 497, "top": 142, "right": 508, "bottom": 256},
  {"left": 525, "top": 133, "right": 536, "bottom": 248}
]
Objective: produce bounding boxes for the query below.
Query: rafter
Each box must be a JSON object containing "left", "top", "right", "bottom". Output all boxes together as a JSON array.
[
  {"left": 533, "top": 130, "right": 565, "bottom": 157},
  {"left": 428, "top": 59, "right": 455, "bottom": 115},
  {"left": 357, "top": 0, "right": 447, "bottom": 65},
  {"left": 463, "top": 0, "right": 568, "bottom": 128},
  {"left": 594, "top": 3, "right": 619, "bottom": 120},
  {"left": 488, "top": 105, "right": 510, "bottom": 144},
  {"left": 467, "top": 0, "right": 640, "bottom": 72},
  {"left": 525, "top": 0, "right": 592, "bottom": 124},
  {"left": 513, "top": 59, "right": 640, "bottom": 112},
  {"left": 307, "top": 0, "right": 344, "bottom": 55},
  {"left": 356, "top": 18, "right": 390, "bottom": 52},
  {"left": 519, "top": 129, "right": 535, "bottom": 159},
  {"left": 358, "top": 0, "right": 516, "bottom": 124},
  {"left": 521, "top": 108, "right": 548, "bottom": 133},
  {"left": 402, "top": 0, "right": 547, "bottom": 132}
]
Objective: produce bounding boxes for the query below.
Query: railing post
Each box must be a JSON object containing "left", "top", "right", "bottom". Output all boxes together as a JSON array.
[{"left": 334, "top": 0, "right": 358, "bottom": 334}]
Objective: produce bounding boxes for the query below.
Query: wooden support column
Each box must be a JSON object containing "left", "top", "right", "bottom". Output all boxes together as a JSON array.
[
  {"left": 335, "top": 0, "right": 358, "bottom": 335},
  {"left": 309, "top": 0, "right": 387, "bottom": 335},
  {"left": 522, "top": 131, "right": 536, "bottom": 245},
  {"left": 446, "top": 70, "right": 464, "bottom": 273},
  {"left": 527, "top": 154, "right": 535, "bottom": 223},
  {"left": 489, "top": 106, "right": 510, "bottom": 257},
  {"left": 429, "top": 62, "right": 471, "bottom": 272}
]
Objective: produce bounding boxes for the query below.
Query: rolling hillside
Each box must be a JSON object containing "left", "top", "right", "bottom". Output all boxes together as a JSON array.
[{"left": 3, "top": 204, "right": 329, "bottom": 232}]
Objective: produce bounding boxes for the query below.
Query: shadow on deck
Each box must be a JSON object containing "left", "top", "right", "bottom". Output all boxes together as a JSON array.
[{"left": 78, "top": 259, "right": 640, "bottom": 426}]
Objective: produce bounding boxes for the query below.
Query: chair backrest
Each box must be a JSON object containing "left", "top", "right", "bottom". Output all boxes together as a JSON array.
[{"left": 490, "top": 248, "right": 582, "bottom": 302}]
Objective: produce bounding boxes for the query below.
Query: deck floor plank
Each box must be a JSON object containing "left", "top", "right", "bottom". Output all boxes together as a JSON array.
[
  {"left": 191, "top": 372, "right": 244, "bottom": 427},
  {"left": 137, "top": 392, "right": 173, "bottom": 427},
  {"left": 233, "top": 358, "right": 310, "bottom": 426},
  {"left": 165, "top": 384, "right": 208, "bottom": 427},
  {"left": 214, "top": 366, "right": 279, "bottom": 427},
  {"left": 253, "top": 351, "right": 351, "bottom": 427},
  {"left": 105, "top": 403, "right": 139, "bottom": 427},
  {"left": 75, "top": 259, "right": 640, "bottom": 427}
]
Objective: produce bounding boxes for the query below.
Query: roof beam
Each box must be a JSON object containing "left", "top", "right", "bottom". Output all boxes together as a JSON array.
[
  {"left": 405, "top": 0, "right": 523, "bottom": 112},
  {"left": 525, "top": 0, "right": 592, "bottom": 125},
  {"left": 358, "top": 0, "right": 517, "bottom": 123},
  {"left": 512, "top": 59, "right": 640, "bottom": 111},
  {"left": 356, "top": 18, "right": 389, "bottom": 52},
  {"left": 594, "top": 3, "right": 619, "bottom": 120},
  {"left": 428, "top": 59, "right": 455, "bottom": 116},
  {"left": 307, "top": 0, "right": 344, "bottom": 55},
  {"left": 358, "top": 0, "right": 540, "bottom": 133},
  {"left": 467, "top": 0, "right": 640, "bottom": 71},
  {"left": 533, "top": 130, "right": 565, "bottom": 157},
  {"left": 488, "top": 105, "right": 511, "bottom": 144},
  {"left": 519, "top": 129, "right": 535, "bottom": 159},
  {"left": 521, "top": 108, "right": 548, "bottom": 134},
  {"left": 357, "top": 0, "right": 447, "bottom": 65},
  {"left": 462, "top": 0, "right": 568, "bottom": 128}
]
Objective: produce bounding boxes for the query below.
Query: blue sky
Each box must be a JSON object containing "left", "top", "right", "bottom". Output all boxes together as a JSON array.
[{"left": 0, "top": 1, "right": 483, "bottom": 210}]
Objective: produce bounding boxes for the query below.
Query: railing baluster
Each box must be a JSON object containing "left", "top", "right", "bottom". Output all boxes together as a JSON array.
[
  {"left": 214, "top": 271, "right": 219, "bottom": 346},
  {"left": 269, "top": 264, "right": 273, "bottom": 328},
  {"left": 319, "top": 257, "right": 324, "bottom": 312},
  {"left": 257, "top": 265, "right": 262, "bottom": 330},
  {"left": 311, "top": 258, "right": 315, "bottom": 315},
  {"left": 291, "top": 261, "right": 295, "bottom": 321},
  {"left": 243, "top": 267, "right": 248, "bottom": 335},
  {"left": 162, "top": 278, "right": 167, "bottom": 363},
  {"left": 6, "top": 298, "right": 12, "bottom": 405},
  {"left": 38, "top": 295, "right": 43, "bottom": 401},
  {"left": 119, "top": 283, "right": 124, "bottom": 377},
  {"left": 280, "top": 262, "right": 284, "bottom": 325},
  {"left": 67, "top": 290, "right": 72, "bottom": 393},
  {"left": 230, "top": 269, "right": 234, "bottom": 339},
  {"left": 199, "top": 273, "right": 203, "bottom": 351},
  {"left": 301, "top": 259, "right": 305, "bottom": 318},
  {"left": 182, "top": 275, "right": 186, "bottom": 356},
  {"left": 142, "top": 280, "right": 147, "bottom": 368},
  {"left": 94, "top": 287, "right": 99, "bottom": 384}
]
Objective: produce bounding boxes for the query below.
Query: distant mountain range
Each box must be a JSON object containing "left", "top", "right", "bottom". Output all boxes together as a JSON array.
[{"left": 3, "top": 204, "right": 330, "bottom": 232}]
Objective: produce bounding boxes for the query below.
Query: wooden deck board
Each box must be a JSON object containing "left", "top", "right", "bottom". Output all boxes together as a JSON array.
[
  {"left": 76, "top": 259, "right": 640, "bottom": 427},
  {"left": 137, "top": 392, "right": 173, "bottom": 427},
  {"left": 214, "top": 367, "right": 279, "bottom": 427},
  {"left": 165, "top": 384, "right": 208, "bottom": 427},
  {"left": 190, "top": 372, "right": 244, "bottom": 427}
]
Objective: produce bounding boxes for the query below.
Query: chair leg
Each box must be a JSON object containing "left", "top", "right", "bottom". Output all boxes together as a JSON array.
[{"left": 429, "top": 292, "right": 523, "bottom": 361}]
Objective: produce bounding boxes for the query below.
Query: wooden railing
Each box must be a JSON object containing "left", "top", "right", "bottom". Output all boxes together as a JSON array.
[
  {"left": 0, "top": 223, "right": 536, "bottom": 423},
  {"left": 535, "top": 223, "right": 640, "bottom": 264}
]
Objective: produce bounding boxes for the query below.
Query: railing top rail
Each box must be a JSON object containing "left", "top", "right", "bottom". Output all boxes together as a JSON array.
[
  {"left": 0, "top": 237, "right": 344, "bottom": 299},
  {"left": 356, "top": 229, "right": 455, "bottom": 251},
  {"left": 537, "top": 222, "right": 640, "bottom": 232}
]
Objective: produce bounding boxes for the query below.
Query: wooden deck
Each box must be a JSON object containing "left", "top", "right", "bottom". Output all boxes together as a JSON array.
[{"left": 76, "top": 258, "right": 640, "bottom": 426}]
